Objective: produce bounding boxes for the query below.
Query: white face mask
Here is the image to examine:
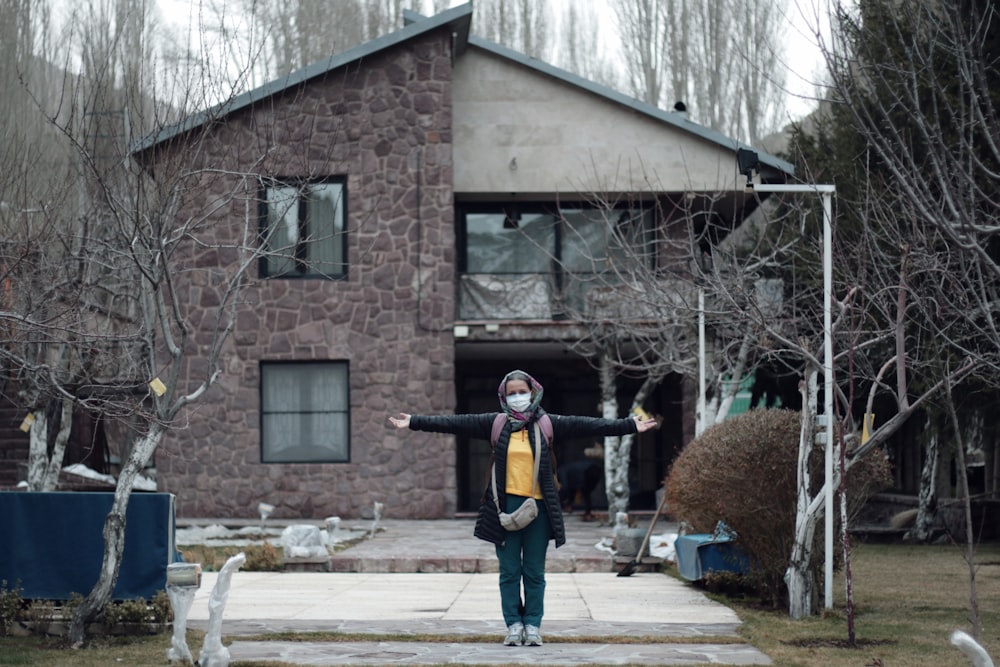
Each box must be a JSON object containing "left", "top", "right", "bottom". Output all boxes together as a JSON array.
[{"left": 507, "top": 393, "right": 532, "bottom": 412}]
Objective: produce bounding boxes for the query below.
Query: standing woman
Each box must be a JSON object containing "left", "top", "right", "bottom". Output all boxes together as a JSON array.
[{"left": 389, "top": 369, "right": 657, "bottom": 647}]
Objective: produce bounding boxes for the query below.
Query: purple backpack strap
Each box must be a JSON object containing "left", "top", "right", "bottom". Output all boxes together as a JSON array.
[
  {"left": 538, "top": 414, "right": 553, "bottom": 446},
  {"left": 491, "top": 413, "right": 507, "bottom": 447}
]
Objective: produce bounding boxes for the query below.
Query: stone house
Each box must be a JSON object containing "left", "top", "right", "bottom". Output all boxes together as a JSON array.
[{"left": 131, "top": 3, "right": 793, "bottom": 519}]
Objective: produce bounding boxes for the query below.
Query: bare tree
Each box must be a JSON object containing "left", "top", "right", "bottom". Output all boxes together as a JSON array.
[
  {"left": 472, "top": 0, "right": 553, "bottom": 61},
  {"left": 612, "top": 0, "right": 672, "bottom": 108},
  {"left": 557, "top": 3, "right": 622, "bottom": 90},
  {"left": 611, "top": 0, "right": 787, "bottom": 143},
  {"left": 0, "top": 0, "right": 143, "bottom": 492},
  {"left": 524, "top": 189, "right": 800, "bottom": 517},
  {"left": 214, "top": 0, "right": 432, "bottom": 86},
  {"left": 254, "top": 0, "right": 367, "bottom": 76},
  {"left": 743, "top": 174, "right": 984, "bottom": 619},
  {"left": 783, "top": 0, "right": 1000, "bottom": 625},
  {"left": 1, "top": 0, "right": 352, "bottom": 644}
]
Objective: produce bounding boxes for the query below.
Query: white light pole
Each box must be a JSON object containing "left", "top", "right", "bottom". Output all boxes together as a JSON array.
[
  {"left": 696, "top": 285, "right": 706, "bottom": 437},
  {"left": 755, "top": 182, "right": 836, "bottom": 609}
]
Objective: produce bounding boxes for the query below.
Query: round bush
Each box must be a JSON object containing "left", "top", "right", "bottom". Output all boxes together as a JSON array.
[{"left": 665, "top": 408, "right": 890, "bottom": 607}]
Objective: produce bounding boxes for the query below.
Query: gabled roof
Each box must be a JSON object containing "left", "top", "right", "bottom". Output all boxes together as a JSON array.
[{"left": 134, "top": 2, "right": 793, "bottom": 181}]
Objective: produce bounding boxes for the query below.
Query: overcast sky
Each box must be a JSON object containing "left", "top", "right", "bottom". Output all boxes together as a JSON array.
[{"left": 156, "top": 0, "right": 828, "bottom": 123}]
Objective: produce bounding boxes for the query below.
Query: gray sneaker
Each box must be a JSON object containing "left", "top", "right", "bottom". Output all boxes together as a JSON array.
[
  {"left": 524, "top": 624, "right": 543, "bottom": 646},
  {"left": 503, "top": 622, "right": 524, "bottom": 646}
]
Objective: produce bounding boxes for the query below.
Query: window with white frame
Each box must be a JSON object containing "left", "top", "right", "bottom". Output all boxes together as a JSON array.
[
  {"left": 260, "top": 362, "right": 350, "bottom": 463},
  {"left": 260, "top": 179, "right": 347, "bottom": 278}
]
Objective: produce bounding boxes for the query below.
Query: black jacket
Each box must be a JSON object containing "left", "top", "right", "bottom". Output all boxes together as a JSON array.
[{"left": 409, "top": 412, "right": 639, "bottom": 547}]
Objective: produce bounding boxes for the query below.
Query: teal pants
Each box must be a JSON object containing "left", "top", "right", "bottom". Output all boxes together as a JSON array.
[{"left": 495, "top": 495, "right": 550, "bottom": 627}]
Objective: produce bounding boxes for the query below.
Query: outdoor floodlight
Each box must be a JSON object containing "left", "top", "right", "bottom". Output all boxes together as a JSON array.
[{"left": 737, "top": 148, "right": 760, "bottom": 192}]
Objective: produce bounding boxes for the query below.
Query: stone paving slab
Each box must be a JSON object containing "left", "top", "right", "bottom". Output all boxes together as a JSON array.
[
  {"left": 186, "top": 572, "right": 741, "bottom": 625},
  {"left": 194, "top": 619, "right": 742, "bottom": 639},
  {"left": 324, "top": 517, "right": 623, "bottom": 574},
  {"left": 224, "top": 639, "right": 773, "bottom": 665},
  {"left": 179, "top": 517, "right": 773, "bottom": 665}
]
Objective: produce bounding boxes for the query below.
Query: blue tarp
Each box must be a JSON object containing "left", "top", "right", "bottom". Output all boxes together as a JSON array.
[
  {"left": 674, "top": 533, "right": 751, "bottom": 581},
  {"left": 0, "top": 491, "right": 176, "bottom": 600}
]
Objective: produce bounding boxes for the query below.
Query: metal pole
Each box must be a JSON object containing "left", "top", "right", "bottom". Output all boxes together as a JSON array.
[
  {"left": 697, "top": 286, "right": 706, "bottom": 437},
  {"left": 822, "top": 190, "right": 834, "bottom": 609},
  {"left": 754, "top": 183, "right": 836, "bottom": 609}
]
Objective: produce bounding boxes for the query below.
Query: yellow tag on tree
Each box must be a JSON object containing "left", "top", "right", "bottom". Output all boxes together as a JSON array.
[
  {"left": 632, "top": 406, "right": 652, "bottom": 421},
  {"left": 861, "top": 412, "right": 874, "bottom": 445},
  {"left": 149, "top": 377, "right": 167, "bottom": 396},
  {"left": 19, "top": 413, "right": 35, "bottom": 433}
]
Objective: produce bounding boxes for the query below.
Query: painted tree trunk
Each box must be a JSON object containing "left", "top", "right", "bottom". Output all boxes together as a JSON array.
[
  {"left": 786, "top": 368, "right": 820, "bottom": 619},
  {"left": 600, "top": 354, "right": 629, "bottom": 518},
  {"left": 40, "top": 398, "right": 73, "bottom": 491},
  {"left": 67, "top": 423, "right": 164, "bottom": 646},
  {"left": 25, "top": 410, "right": 49, "bottom": 491},
  {"left": 711, "top": 333, "right": 753, "bottom": 427},
  {"left": 912, "top": 411, "right": 939, "bottom": 542},
  {"left": 25, "top": 398, "right": 74, "bottom": 492}
]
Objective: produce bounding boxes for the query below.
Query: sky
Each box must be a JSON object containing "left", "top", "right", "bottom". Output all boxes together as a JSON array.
[{"left": 157, "top": 0, "right": 828, "bottom": 124}]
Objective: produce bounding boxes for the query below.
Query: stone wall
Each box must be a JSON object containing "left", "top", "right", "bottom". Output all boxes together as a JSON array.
[{"left": 149, "top": 29, "right": 460, "bottom": 520}]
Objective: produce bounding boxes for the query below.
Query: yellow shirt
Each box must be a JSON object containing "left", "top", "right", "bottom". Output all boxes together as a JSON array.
[{"left": 505, "top": 429, "right": 542, "bottom": 499}]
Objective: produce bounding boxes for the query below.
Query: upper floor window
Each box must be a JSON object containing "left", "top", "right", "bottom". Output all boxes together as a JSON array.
[
  {"left": 260, "top": 178, "right": 347, "bottom": 279},
  {"left": 457, "top": 202, "right": 654, "bottom": 319},
  {"left": 260, "top": 361, "right": 350, "bottom": 463}
]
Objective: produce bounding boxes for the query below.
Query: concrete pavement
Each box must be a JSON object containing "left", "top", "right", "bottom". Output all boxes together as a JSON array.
[{"left": 181, "top": 516, "right": 772, "bottom": 665}]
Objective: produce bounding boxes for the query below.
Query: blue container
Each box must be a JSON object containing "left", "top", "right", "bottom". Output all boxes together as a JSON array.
[{"left": 674, "top": 533, "right": 750, "bottom": 581}]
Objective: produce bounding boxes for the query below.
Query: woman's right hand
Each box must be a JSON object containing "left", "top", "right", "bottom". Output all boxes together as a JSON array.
[{"left": 389, "top": 413, "right": 411, "bottom": 429}]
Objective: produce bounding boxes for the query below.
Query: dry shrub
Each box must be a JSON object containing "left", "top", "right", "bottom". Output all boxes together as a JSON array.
[
  {"left": 180, "top": 541, "right": 285, "bottom": 572},
  {"left": 103, "top": 592, "right": 171, "bottom": 628},
  {"left": 665, "top": 408, "right": 891, "bottom": 607},
  {"left": 243, "top": 541, "right": 284, "bottom": 571},
  {"left": 0, "top": 580, "right": 23, "bottom": 636}
]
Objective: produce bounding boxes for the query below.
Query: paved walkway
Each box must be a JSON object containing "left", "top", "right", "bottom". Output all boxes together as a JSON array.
[{"left": 180, "top": 516, "right": 772, "bottom": 665}]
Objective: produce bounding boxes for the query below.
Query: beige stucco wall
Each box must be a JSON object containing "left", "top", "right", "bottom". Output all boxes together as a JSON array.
[{"left": 453, "top": 48, "right": 744, "bottom": 196}]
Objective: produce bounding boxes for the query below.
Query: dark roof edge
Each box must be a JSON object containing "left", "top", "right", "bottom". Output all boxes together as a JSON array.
[
  {"left": 465, "top": 34, "right": 794, "bottom": 179},
  {"left": 131, "top": 3, "right": 474, "bottom": 155}
]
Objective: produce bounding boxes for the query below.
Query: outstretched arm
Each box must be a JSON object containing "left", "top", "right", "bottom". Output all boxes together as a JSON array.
[
  {"left": 389, "top": 413, "right": 411, "bottom": 429},
  {"left": 550, "top": 413, "right": 658, "bottom": 439}
]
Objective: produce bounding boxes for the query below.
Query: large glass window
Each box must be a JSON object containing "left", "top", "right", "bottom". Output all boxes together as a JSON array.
[
  {"left": 260, "top": 179, "right": 346, "bottom": 279},
  {"left": 559, "top": 208, "right": 640, "bottom": 272},
  {"left": 464, "top": 211, "right": 556, "bottom": 273},
  {"left": 458, "top": 203, "right": 653, "bottom": 318},
  {"left": 260, "top": 362, "right": 349, "bottom": 463}
]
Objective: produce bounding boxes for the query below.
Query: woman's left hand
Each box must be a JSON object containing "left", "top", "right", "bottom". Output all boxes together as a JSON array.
[{"left": 633, "top": 415, "right": 658, "bottom": 433}]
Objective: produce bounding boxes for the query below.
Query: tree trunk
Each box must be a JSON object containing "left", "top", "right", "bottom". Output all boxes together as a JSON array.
[
  {"left": 25, "top": 410, "right": 49, "bottom": 491},
  {"left": 786, "top": 368, "right": 820, "bottom": 619},
  {"left": 911, "top": 411, "right": 939, "bottom": 542},
  {"left": 713, "top": 333, "right": 752, "bottom": 425},
  {"left": 945, "top": 381, "right": 981, "bottom": 639},
  {"left": 41, "top": 398, "right": 73, "bottom": 491},
  {"left": 600, "top": 354, "right": 628, "bottom": 518},
  {"left": 67, "top": 423, "right": 164, "bottom": 646},
  {"left": 839, "top": 429, "right": 856, "bottom": 645},
  {"left": 706, "top": 331, "right": 754, "bottom": 428},
  {"left": 26, "top": 398, "right": 74, "bottom": 491}
]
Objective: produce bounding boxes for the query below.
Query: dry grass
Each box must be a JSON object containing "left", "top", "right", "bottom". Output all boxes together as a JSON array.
[
  {"left": 734, "top": 541, "right": 1000, "bottom": 666},
  {"left": 0, "top": 630, "right": 205, "bottom": 666},
  {"left": 0, "top": 542, "right": 997, "bottom": 666}
]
